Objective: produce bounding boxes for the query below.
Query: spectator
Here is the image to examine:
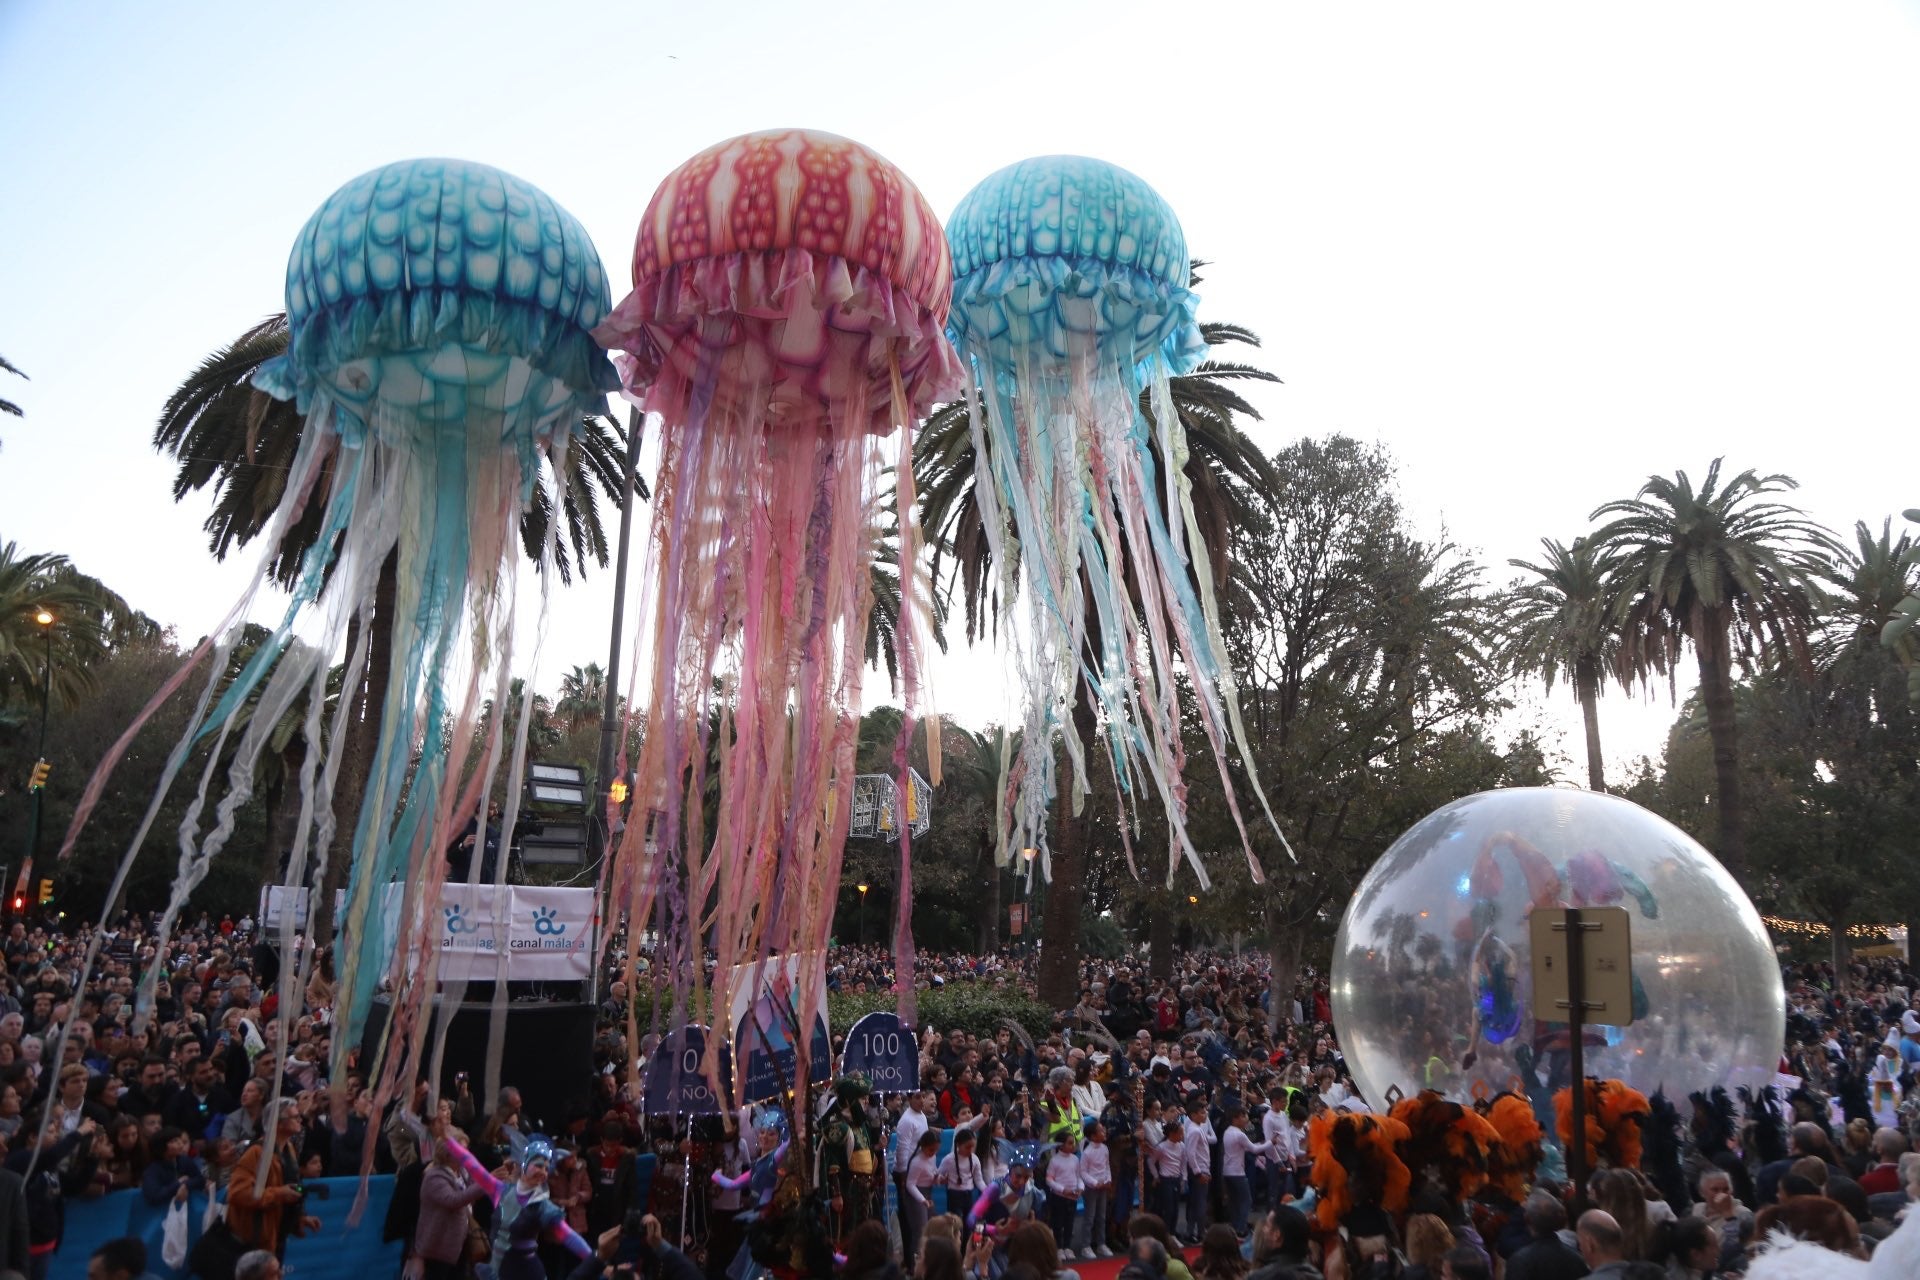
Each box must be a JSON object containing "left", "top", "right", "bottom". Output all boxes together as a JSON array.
[
  {"left": 1506, "top": 1192, "right": 1589, "bottom": 1280},
  {"left": 84, "top": 1237, "right": 154, "bottom": 1280},
  {"left": 0, "top": 1161, "right": 26, "bottom": 1277},
  {"left": 1003, "top": 1220, "right": 1078, "bottom": 1280},
  {"left": 1246, "top": 1205, "right": 1318, "bottom": 1280},
  {"left": 916, "top": 1234, "right": 966, "bottom": 1280},
  {"left": 138, "top": 1127, "right": 201, "bottom": 1207},
  {"left": 1403, "top": 1214, "right": 1455, "bottom": 1280},
  {"left": 1854, "top": 1127, "right": 1907, "bottom": 1196},
  {"left": 1576, "top": 1211, "right": 1634, "bottom": 1280},
  {"left": 1192, "top": 1223, "right": 1248, "bottom": 1280},
  {"left": 233, "top": 1250, "right": 281, "bottom": 1280},
  {"left": 227, "top": 1100, "right": 319, "bottom": 1258},
  {"left": 415, "top": 1136, "right": 488, "bottom": 1280},
  {"left": 1439, "top": 1245, "right": 1491, "bottom": 1280},
  {"left": 839, "top": 1219, "right": 901, "bottom": 1280}
]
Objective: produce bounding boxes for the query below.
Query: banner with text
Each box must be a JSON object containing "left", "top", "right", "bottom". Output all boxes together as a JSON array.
[
  {"left": 426, "top": 884, "right": 594, "bottom": 981},
  {"left": 726, "top": 953, "right": 832, "bottom": 1101}
]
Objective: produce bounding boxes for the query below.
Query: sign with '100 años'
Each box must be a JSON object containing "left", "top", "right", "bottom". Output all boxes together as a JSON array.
[{"left": 840, "top": 1012, "right": 919, "bottom": 1093}]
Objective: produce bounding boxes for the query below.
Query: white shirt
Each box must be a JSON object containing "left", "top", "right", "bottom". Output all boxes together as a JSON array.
[
  {"left": 1079, "top": 1141, "right": 1112, "bottom": 1189},
  {"left": 895, "top": 1106, "right": 929, "bottom": 1169},
  {"left": 937, "top": 1149, "right": 985, "bottom": 1193},
  {"left": 1046, "top": 1149, "right": 1083, "bottom": 1199},
  {"left": 1071, "top": 1082, "right": 1106, "bottom": 1119},
  {"left": 1262, "top": 1108, "right": 1298, "bottom": 1166},
  {"left": 1183, "top": 1119, "right": 1215, "bottom": 1176},
  {"left": 906, "top": 1152, "right": 940, "bottom": 1205},
  {"left": 1222, "top": 1127, "right": 1273, "bottom": 1178},
  {"left": 1150, "top": 1135, "right": 1187, "bottom": 1179}
]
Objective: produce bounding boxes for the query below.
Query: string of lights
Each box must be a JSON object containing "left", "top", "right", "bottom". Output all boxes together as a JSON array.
[{"left": 1760, "top": 914, "right": 1907, "bottom": 940}]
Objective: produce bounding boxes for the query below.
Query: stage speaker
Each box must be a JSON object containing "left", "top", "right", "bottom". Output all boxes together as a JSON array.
[{"left": 361, "top": 996, "right": 596, "bottom": 1127}]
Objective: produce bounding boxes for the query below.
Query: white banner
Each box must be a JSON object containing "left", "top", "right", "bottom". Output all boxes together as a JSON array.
[
  {"left": 430, "top": 884, "right": 593, "bottom": 981},
  {"left": 259, "top": 883, "right": 594, "bottom": 980},
  {"left": 503, "top": 885, "right": 593, "bottom": 979}
]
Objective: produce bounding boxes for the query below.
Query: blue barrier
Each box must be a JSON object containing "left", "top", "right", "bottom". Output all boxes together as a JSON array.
[{"left": 48, "top": 1176, "right": 402, "bottom": 1280}]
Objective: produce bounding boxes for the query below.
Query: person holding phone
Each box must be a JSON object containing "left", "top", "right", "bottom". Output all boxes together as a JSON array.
[{"left": 563, "top": 1210, "right": 700, "bottom": 1280}]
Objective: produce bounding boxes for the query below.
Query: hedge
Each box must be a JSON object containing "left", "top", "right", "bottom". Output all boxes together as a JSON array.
[{"left": 616, "top": 980, "right": 1053, "bottom": 1042}]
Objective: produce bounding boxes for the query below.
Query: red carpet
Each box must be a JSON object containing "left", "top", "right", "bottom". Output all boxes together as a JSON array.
[{"left": 1063, "top": 1245, "right": 1199, "bottom": 1280}]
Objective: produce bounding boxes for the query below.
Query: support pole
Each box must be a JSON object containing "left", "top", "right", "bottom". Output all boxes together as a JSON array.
[
  {"left": 591, "top": 407, "right": 644, "bottom": 1007},
  {"left": 1565, "top": 907, "right": 1589, "bottom": 1212},
  {"left": 681, "top": 1113, "right": 694, "bottom": 1248}
]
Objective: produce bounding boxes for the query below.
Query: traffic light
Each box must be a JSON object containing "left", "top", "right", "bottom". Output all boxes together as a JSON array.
[
  {"left": 36, "top": 880, "right": 52, "bottom": 906},
  {"left": 7, "top": 895, "right": 20, "bottom": 915},
  {"left": 27, "top": 760, "right": 49, "bottom": 792},
  {"left": 608, "top": 779, "right": 629, "bottom": 805}
]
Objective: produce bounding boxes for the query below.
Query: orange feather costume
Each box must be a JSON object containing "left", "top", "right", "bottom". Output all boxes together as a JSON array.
[
  {"left": 1484, "top": 1092, "right": 1547, "bottom": 1201},
  {"left": 1389, "top": 1089, "right": 1503, "bottom": 1203},
  {"left": 1305, "top": 1111, "right": 1412, "bottom": 1232},
  {"left": 1553, "top": 1077, "right": 1650, "bottom": 1170}
]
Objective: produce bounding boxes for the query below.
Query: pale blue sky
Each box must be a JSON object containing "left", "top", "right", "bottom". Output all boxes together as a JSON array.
[{"left": 4, "top": 0, "right": 1919, "bottom": 779}]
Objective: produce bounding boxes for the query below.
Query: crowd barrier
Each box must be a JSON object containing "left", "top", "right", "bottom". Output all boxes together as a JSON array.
[{"left": 49, "top": 1176, "right": 402, "bottom": 1280}]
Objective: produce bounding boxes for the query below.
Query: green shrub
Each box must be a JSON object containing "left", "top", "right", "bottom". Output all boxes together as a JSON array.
[
  {"left": 614, "top": 979, "right": 1052, "bottom": 1042},
  {"left": 830, "top": 984, "right": 1053, "bottom": 1040}
]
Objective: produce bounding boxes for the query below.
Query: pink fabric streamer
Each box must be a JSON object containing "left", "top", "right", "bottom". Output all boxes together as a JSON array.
[{"left": 595, "top": 130, "right": 958, "bottom": 1109}]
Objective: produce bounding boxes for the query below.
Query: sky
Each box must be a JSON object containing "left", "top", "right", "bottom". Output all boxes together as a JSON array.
[{"left": 3, "top": 0, "right": 1918, "bottom": 786}]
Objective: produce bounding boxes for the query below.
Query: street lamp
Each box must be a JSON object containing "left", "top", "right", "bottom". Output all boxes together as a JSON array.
[
  {"left": 856, "top": 883, "right": 869, "bottom": 945},
  {"left": 19, "top": 610, "right": 55, "bottom": 914}
]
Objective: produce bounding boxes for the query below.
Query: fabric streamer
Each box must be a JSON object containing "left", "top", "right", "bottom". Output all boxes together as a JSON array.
[
  {"left": 943, "top": 155, "right": 1289, "bottom": 888},
  {"left": 56, "top": 159, "right": 617, "bottom": 1183},
  {"left": 594, "top": 129, "right": 960, "bottom": 1117}
]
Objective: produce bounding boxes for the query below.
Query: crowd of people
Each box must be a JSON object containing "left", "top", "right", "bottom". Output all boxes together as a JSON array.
[{"left": 0, "top": 905, "right": 1913, "bottom": 1280}]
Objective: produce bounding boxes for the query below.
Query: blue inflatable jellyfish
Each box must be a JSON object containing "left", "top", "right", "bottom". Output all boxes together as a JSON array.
[
  {"left": 943, "top": 155, "right": 1288, "bottom": 887},
  {"left": 63, "top": 159, "right": 617, "bottom": 1106}
]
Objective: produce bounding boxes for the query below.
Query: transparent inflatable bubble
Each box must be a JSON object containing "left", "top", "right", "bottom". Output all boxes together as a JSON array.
[{"left": 1331, "top": 788, "right": 1783, "bottom": 1108}]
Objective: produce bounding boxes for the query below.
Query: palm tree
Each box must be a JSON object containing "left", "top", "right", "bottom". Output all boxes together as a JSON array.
[
  {"left": 1503, "top": 537, "right": 1640, "bottom": 790},
  {"left": 1883, "top": 509, "right": 1920, "bottom": 700},
  {"left": 554, "top": 663, "right": 608, "bottom": 733},
  {"left": 0, "top": 540, "right": 137, "bottom": 710},
  {"left": 153, "top": 314, "right": 628, "bottom": 939},
  {"left": 1824, "top": 519, "right": 1919, "bottom": 659},
  {"left": 1590, "top": 460, "right": 1839, "bottom": 881},
  {"left": 916, "top": 268, "right": 1283, "bottom": 1006},
  {"left": 0, "top": 355, "right": 24, "bottom": 424}
]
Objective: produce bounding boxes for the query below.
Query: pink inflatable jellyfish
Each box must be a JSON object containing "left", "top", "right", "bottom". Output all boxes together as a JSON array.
[{"left": 593, "top": 130, "right": 961, "bottom": 1108}]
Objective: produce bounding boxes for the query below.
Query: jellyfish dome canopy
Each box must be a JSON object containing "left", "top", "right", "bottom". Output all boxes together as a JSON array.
[
  {"left": 593, "top": 128, "right": 960, "bottom": 431},
  {"left": 257, "top": 157, "right": 617, "bottom": 459},
  {"left": 594, "top": 130, "right": 960, "bottom": 1096},
  {"left": 946, "top": 154, "right": 1206, "bottom": 378},
  {"left": 1331, "top": 788, "right": 1784, "bottom": 1111},
  {"left": 941, "top": 156, "right": 1284, "bottom": 890},
  {"left": 63, "top": 158, "right": 617, "bottom": 1109}
]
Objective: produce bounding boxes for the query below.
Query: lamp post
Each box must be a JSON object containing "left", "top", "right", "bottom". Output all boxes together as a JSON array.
[
  {"left": 19, "top": 610, "right": 54, "bottom": 913},
  {"left": 856, "top": 883, "right": 868, "bottom": 945}
]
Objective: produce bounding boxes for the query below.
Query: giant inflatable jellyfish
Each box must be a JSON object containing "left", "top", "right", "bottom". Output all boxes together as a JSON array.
[
  {"left": 62, "top": 158, "right": 619, "bottom": 1120},
  {"left": 941, "top": 154, "right": 1289, "bottom": 887},
  {"left": 594, "top": 129, "right": 961, "bottom": 1103},
  {"left": 1331, "top": 788, "right": 1783, "bottom": 1110}
]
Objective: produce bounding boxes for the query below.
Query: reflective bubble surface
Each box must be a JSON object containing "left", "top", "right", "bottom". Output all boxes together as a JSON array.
[{"left": 1331, "top": 788, "right": 1783, "bottom": 1108}]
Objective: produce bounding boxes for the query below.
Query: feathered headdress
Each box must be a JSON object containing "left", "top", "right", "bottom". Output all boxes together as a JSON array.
[
  {"left": 1390, "top": 1089, "right": 1502, "bottom": 1205},
  {"left": 1836, "top": 1067, "right": 1872, "bottom": 1128},
  {"left": 1553, "top": 1077, "right": 1650, "bottom": 1170},
  {"left": 1306, "top": 1111, "right": 1412, "bottom": 1233},
  {"left": 1691, "top": 1086, "right": 1738, "bottom": 1154},
  {"left": 1740, "top": 1085, "right": 1788, "bottom": 1166},
  {"left": 1642, "top": 1091, "right": 1692, "bottom": 1212},
  {"left": 1788, "top": 1081, "right": 1832, "bottom": 1139},
  {"left": 1485, "top": 1092, "right": 1546, "bottom": 1201}
]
